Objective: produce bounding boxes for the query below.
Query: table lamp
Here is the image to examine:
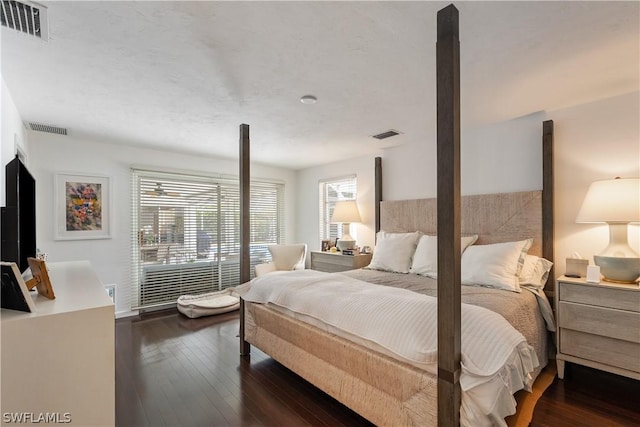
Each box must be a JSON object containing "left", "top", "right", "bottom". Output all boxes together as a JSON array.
[
  {"left": 331, "top": 200, "right": 361, "bottom": 251},
  {"left": 576, "top": 177, "right": 640, "bottom": 283}
]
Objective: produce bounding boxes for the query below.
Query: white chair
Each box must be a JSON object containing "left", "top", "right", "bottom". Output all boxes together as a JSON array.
[{"left": 254, "top": 244, "right": 307, "bottom": 277}]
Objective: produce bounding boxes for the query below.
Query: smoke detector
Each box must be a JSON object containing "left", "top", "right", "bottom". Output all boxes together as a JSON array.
[{"left": 1, "top": 0, "right": 49, "bottom": 40}]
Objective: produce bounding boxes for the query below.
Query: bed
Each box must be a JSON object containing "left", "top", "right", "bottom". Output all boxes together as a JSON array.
[
  {"left": 238, "top": 187, "right": 555, "bottom": 426},
  {"left": 236, "top": 5, "right": 555, "bottom": 426}
]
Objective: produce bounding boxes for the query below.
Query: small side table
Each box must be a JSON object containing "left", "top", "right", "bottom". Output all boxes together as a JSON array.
[
  {"left": 310, "top": 251, "right": 372, "bottom": 273},
  {"left": 555, "top": 275, "right": 640, "bottom": 380}
]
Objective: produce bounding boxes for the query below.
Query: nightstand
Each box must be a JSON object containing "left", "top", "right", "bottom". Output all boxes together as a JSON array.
[
  {"left": 555, "top": 275, "right": 640, "bottom": 380},
  {"left": 310, "top": 251, "right": 372, "bottom": 273}
]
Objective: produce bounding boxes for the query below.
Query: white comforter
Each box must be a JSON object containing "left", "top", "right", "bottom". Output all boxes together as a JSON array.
[{"left": 240, "top": 269, "right": 539, "bottom": 426}]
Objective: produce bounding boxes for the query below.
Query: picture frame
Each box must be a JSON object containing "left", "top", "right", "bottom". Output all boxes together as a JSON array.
[
  {"left": 321, "top": 240, "right": 331, "bottom": 252},
  {"left": 1, "top": 262, "right": 36, "bottom": 313},
  {"left": 26, "top": 258, "right": 55, "bottom": 300},
  {"left": 55, "top": 173, "right": 111, "bottom": 240}
]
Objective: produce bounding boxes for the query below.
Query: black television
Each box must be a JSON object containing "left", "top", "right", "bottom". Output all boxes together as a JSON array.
[{"left": 1, "top": 155, "right": 36, "bottom": 273}]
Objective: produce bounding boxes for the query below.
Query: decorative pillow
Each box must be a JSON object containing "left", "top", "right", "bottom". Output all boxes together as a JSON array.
[
  {"left": 269, "top": 244, "right": 307, "bottom": 271},
  {"left": 368, "top": 231, "right": 421, "bottom": 273},
  {"left": 519, "top": 254, "right": 553, "bottom": 289},
  {"left": 461, "top": 239, "right": 533, "bottom": 292},
  {"left": 409, "top": 234, "right": 478, "bottom": 277}
]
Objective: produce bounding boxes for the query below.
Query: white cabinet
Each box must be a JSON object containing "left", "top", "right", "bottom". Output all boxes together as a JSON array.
[
  {"left": 1, "top": 261, "right": 115, "bottom": 426},
  {"left": 555, "top": 275, "right": 640, "bottom": 381}
]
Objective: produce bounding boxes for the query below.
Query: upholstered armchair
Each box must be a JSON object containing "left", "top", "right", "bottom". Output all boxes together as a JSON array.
[{"left": 254, "top": 244, "right": 307, "bottom": 277}]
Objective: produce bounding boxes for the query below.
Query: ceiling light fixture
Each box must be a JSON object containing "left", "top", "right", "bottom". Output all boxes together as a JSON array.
[{"left": 300, "top": 95, "right": 317, "bottom": 104}]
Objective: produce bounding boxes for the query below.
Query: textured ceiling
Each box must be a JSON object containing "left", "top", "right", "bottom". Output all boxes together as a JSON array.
[{"left": 2, "top": 1, "right": 638, "bottom": 170}]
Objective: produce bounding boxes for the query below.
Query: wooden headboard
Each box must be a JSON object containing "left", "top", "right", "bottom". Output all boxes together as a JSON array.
[{"left": 380, "top": 191, "right": 544, "bottom": 256}]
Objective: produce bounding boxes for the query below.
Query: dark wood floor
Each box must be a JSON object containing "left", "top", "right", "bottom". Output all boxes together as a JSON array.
[{"left": 116, "top": 309, "right": 640, "bottom": 427}]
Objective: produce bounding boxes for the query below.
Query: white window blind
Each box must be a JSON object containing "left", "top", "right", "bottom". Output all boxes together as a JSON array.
[
  {"left": 319, "top": 175, "right": 357, "bottom": 243},
  {"left": 131, "top": 169, "right": 284, "bottom": 310}
]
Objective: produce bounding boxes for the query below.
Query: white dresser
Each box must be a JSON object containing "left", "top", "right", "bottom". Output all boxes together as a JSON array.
[
  {"left": 1, "top": 261, "right": 115, "bottom": 426},
  {"left": 555, "top": 275, "right": 640, "bottom": 380}
]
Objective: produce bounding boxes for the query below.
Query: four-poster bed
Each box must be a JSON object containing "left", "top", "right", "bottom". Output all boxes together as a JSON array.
[{"left": 238, "top": 4, "right": 555, "bottom": 426}]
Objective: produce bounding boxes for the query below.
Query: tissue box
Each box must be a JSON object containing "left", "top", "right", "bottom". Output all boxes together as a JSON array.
[{"left": 566, "top": 258, "right": 588, "bottom": 277}]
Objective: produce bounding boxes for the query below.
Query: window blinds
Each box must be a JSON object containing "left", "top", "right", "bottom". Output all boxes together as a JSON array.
[
  {"left": 131, "top": 169, "right": 284, "bottom": 310},
  {"left": 318, "top": 175, "right": 357, "bottom": 242}
]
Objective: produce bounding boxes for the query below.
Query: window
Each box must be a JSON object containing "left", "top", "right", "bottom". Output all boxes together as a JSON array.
[
  {"left": 131, "top": 169, "right": 284, "bottom": 310},
  {"left": 319, "top": 175, "right": 357, "bottom": 242}
]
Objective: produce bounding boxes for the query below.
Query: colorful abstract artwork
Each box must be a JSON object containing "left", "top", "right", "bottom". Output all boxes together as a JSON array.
[
  {"left": 65, "top": 182, "right": 102, "bottom": 231},
  {"left": 55, "top": 174, "right": 111, "bottom": 240}
]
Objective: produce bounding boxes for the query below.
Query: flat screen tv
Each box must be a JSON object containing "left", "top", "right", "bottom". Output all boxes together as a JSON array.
[{"left": 1, "top": 155, "right": 36, "bottom": 273}]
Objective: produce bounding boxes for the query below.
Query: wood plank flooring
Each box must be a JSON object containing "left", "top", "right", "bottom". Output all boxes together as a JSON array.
[{"left": 116, "top": 309, "right": 640, "bottom": 427}]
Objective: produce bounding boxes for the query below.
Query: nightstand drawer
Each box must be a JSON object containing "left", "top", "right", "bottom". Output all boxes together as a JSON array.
[
  {"left": 310, "top": 251, "right": 372, "bottom": 273},
  {"left": 558, "top": 301, "right": 640, "bottom": 343},
  {"left": 312, "top": 252, "right": 356, "bottom": 267},
  {"left": 560, "top": 329, "right": 640, "bottom": 373},
  {"left": 558, "top": 282, "right": 640, "bottom": 312}
]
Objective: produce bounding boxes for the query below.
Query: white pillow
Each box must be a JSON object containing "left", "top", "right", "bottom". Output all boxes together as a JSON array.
[
  {"left": 461, "top": 239, "right": 533, "bottom": 292},
  {"left": 368, "top": 231, "right": 421, "bottom": 273},
  {"left": 409, "top": 234, "right": 478, "bottom": 277},
  {"left": 519, "top": 254, "right": 553, "bottom": 289}
]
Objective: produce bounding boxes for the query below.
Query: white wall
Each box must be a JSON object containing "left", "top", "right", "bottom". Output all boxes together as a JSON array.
[
  {"left": 295, "top": 153, "right": 381, "bottom": 260},
  {"left": 29, "top": 132, "right": 296, "bottom": 315},
  {"left": 550, "top": 91, "right": 639, "bottom": 271},
  {"left": 296, "top": 113, "right": 546, "bottom": 258},
  {"left": 295, "top": 92, "right": 639, "bottom": 277},
  {"left": 382, "top": 112, "right": 546, "bottom": 201},
  {"left": 1, "top": 78, "right": 29, "bottom": 206}
]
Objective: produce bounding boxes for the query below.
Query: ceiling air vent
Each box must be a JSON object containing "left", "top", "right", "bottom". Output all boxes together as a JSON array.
[
  {"left": 372, "top": 129, "right": 402, "bottom": 140},
  {"left": 28, "top": 122, "right": 67, "bottom": 135},
  {"left": 1, "top": 0, "right": 48, "bottom": 40}
]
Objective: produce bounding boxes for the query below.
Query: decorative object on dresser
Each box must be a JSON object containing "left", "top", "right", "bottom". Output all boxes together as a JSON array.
[
  {"left": 576, "top": 177, "right": 640, "bottom": 283},
  {"left": 331, "top": 200, "right": 361, "bottom": 251},
  {"left": 24, "top": 257, "right": 55, "bottom": 299},
  {"left": 310, "top": 250, "right": 372, "bottom": 273},
  {"left": 0, "top": 262, "right": 35, "bottom": 313},
  {"left": 555, "top": 275, "right": 640, "bottom": 381}
]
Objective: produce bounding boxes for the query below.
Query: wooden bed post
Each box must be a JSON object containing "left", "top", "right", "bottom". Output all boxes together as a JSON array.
[
  {"left": 436, "top": 4, "right": 461, "bottom": 426},
  {"left": 240, "top": 123, "right": 251, "bottom": 356},
  {"left": 375, "top": 157, "right": 382, "bottom": 236},
  {"left": 542, "top": 120, "right": 555, "bottom": 286}
]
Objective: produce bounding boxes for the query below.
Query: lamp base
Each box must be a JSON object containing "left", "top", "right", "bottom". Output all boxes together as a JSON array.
[
  {"left": 336, "top": 239, "right": 355, "bottom": 252},
  {"left": 594, "top": 255, "right": 640, "bottom": 284}
]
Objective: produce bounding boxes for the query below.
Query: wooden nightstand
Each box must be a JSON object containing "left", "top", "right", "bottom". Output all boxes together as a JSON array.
[
  {"left": 310, "top": 251, "right": 372, "bottom": 273},
  {"left": 555, "top": 275, "right": 640, "bottom": 380}
]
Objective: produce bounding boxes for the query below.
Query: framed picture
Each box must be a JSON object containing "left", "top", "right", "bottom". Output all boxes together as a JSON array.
[
  {"left": 1, "top": 262, "right": 36, "bottom": 313},
  {"left": 55, "top": 173, "right": 111, "bottom": 240},
  {"left": 321, "top": 240, "right": 331, "bottom": 251}
]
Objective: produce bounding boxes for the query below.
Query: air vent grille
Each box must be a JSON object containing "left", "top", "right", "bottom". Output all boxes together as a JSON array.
[
  {"left": 28, "top": 122, "right": 67, "bottom": 135},
  {"left": 372, "top": 130, "right": 401, "bottom": 140},
  {"left": 1, "top": 0, "right": 48, "bottom": 39}
]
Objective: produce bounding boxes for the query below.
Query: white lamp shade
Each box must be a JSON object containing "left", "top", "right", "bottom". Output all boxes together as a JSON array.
[
  {"left": 576, "top": 177, "right": 640, "bottom": 223},
  {"left": 331, "top": 200, "right": 362, "bottom": 223}
]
